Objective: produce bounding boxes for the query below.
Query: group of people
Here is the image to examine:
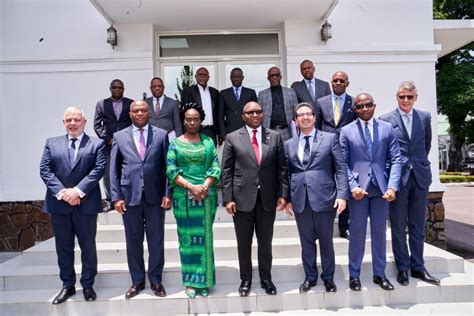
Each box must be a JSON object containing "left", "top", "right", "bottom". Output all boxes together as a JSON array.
[{"left": 39, "top": 60, "right": 440, "bottom": 305}]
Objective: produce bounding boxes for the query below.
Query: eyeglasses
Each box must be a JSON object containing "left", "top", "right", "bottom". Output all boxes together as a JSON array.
[
  {"left": 354, "top": 103, "right": 375, "bottom": 110},
  {"left": 110, "top": 86, "right": 124, "bottom": 90},
  {"left": 397, "top": 95, "right": 415, "bottom": 100},
  {"left": 296, "top": 112, "right": 314, "bottom": 118},
  {"left": 332, "top": 79, "right": 346, "bottom": 84},
  {"left": 269, "top": 73, "right": 281, "bottom": 78},
  {"left": 244, "top": 110, "right": 263, "bottom": 116}
]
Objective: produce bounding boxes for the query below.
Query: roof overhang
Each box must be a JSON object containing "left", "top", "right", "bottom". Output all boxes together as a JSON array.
[
  {"left": 434, "top": 19, "right": 474, "bottom": 58},
  {"left": 90, "top": 0, "right": 338, "bottom": 31}
]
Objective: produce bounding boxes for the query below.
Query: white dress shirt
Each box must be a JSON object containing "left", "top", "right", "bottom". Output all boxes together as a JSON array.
[
  {"left": 198, "top": 85, "right": 214, "bottom": 126},
  {"left": 358, "top": 117, "right": 374, "bottom": 142},
  {"left": 398, "top": 107, "right": 413, "bottom": 138},
  {"left": 132, "top": 124, "right": 149, "bottom": 152}
]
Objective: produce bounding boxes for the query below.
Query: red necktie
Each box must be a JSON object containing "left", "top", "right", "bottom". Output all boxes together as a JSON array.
[{"left": 252, "top": 129, "right": 260, "bottom": 165}]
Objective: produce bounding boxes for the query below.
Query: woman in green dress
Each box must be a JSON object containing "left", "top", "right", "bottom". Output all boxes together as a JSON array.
[{"left": 166, "top": 103, "right": 221, "bottom": 298}]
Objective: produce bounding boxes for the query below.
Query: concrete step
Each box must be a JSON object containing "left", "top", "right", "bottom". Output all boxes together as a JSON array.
[
  {"left": 19, "top": 235, "right": 390, "bottom": 266},
  {"left": 0, "top": 271, "right": 472, "bottom": 315},
  {"left": 0, "top": 244, "right": 464, "bottom": 291}
]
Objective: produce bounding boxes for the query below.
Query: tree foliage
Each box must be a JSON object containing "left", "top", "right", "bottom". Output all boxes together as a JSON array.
[{"left": 174, "top": 65, "right": 195, "bottom": 102}]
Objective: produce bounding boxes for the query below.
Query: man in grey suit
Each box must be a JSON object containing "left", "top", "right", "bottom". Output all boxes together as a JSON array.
[
  {"left": 284, "top": 103, "right": 348, "bottom": 293},
  {"left": 218, "top": 68, "right": 257, "bottom": 143},
  {"left": 110, "top": 100, "right": 171, "bottom": 299},
  {"left": 40, "top": 107, "right": 106, "bottom": 304},
  {"left": 258, "top": 66, "right": 298, "bottom": 141},
  {"left": 221, "top": 101, "right": 288, "bottom": 297},
  {"left": 315, "top": 71, "right": 357, "bottom": 239},
  {"left": 144, "top": 77, "right": 183, "bottom": 137},
  {"left": 379, "top": 81, "right": 440, "bottom": 286},
  {"left": 293, "top": 60, "right": 331, "bottom": 107}
]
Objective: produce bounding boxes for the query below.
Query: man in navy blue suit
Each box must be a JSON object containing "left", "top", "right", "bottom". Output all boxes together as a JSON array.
[
  {"left": 40, "top": 107, "right": 106, "bottom": 304},
  {"left": 339, "top": 93, "right": 402, "bottom": 291},
  {"left": 110, "top": 100, "right": 171, "bottom": 299},
  {"left": 380, "top": 81, "right": 440, "bottom": 286},
  {"left": 284, "top": 102, "right": 348, "bottom": 293}
]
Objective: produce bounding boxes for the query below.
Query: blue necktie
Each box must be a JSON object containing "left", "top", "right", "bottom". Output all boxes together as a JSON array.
[
  {"left": 69, "top": 138, "right": 77, "bottom": 164},
  {"left": 364, "top": 122, "right": 372, "bottom": 156},
  {"left": 234, "top": 87, "right": 240, "bottom": 101},
  {"left": 303, "top": 136, "right": 311, "bottom": 166}
]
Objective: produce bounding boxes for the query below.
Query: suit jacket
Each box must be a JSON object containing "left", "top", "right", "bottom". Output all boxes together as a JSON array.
[
  {"left": 40, "top": 134, "right": 106, "bottom": 215},
  {"left": 94, "top": 97, "right": 134, "bottom": 144},
  {"left": 110, "top": 125, "right": 170, "bottom": 207},
  {"left": 339, "top": 119, "right": 402, "bottom": 193},
  {"left": 285, "top": 130, "right": 348, "bottom": 213},
  {"left": 293, "top": 78, "right": 331, "bottom": 107},
  {"left": 315, "top": 94, "right": 357, "bottom": 133},
  {"left": 221, "top": 126, "right": 289, "bottom": 212},
  {"left": 379, "top": 109, "right": 432, "bottom": 189},
  {"left": 145, "top": 96, "right": 183, "bottom": 136},
  {"left": 258, "top": 87, "right": 298, "bottom": 141},
  {"left": 218, "top": 86, "right": 257, "bottom": 137},
  {"left": 181, "top": 84, "right": 219, "bottom": 134}
]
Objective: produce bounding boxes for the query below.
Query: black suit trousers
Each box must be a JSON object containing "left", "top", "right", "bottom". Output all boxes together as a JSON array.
[{"left": 232, "top": 191, "right": 276, "bottom": 281}]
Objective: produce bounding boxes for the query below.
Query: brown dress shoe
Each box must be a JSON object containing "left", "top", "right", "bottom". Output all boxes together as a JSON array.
[
  {"left": 125, "top": 283, "right": 145, "bottom": 299},
  {"left": 151, "top": 283, "right": 167, "bottom": 297}
]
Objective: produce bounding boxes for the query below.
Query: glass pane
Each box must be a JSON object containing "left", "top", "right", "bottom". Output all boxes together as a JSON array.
[
  {"left": 160, "top": 34, "right": 279, "bottom": 57},
  {"left": 224, "top": 63, "right": 276, "bottom": 94},
  {"left": 162, "top": 64, "right": 216, "bottom": 102}
]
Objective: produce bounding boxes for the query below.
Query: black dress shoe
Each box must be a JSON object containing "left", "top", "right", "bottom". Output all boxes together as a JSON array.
[
  {"left": 52, "top": 287, "right": 76, "bottom": 305},
  {"left": 239, "top": 280, "right": 252, "bottom": 297},
  {"left": 151, "top": 283, "right": 167, "bottom": 297},
  {"left": 349, "top": 277, "right": 361, "bottom": 291},
  {"left": 125, "top": 283, "right": 145, "bottom": 299},
  {"left": 260, "top": 279, "right": 277, "bottom": 295},
  {"left": 397, "top": 271, "right": 409, "bottom": 286},
  {"left": 299, "top": 279, "right": 317, "bottom": 293},
  {"left": 411, "top": 269, "right": 440, "bottom": 285},
  {"left": 324, "top": 280, "right": 337, "bottom": 293},
  {"left": 83, "top": 287, "right": 97, "bottom": 302},
  {"left": 373, "top": 276, "right": 394, "bottom": 291},
  {"left": 339, "top": 230, "right": 350, "bottom": 239}
]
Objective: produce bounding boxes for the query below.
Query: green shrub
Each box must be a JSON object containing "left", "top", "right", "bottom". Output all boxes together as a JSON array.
[{"left": 439, "top": 175, "right": 474, "bottom": 183}]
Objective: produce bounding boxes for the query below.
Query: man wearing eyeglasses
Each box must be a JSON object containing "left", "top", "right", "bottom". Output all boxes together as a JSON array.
[
  {"left": 339, "top": 93, "right": 402, "bottom": 292},
  {"left": 293, "top": 60, "right": 331, "bottom": 107},
  {"left": 379, "top": 81, "right": 440, "bottom": 287},
  {"left": 258, "top": 66, "right": 298, "bottom": 141},
  {"left": 94, "top": 79, "right": 134, "bottom": 210},
  {"left": 284, "top": 103, "right": 348, "bottom": 293},
  {"left": 221, "top": 101, "right": 288, "bottom": 297},
  {"left": 315, "top": 71, "right": 357, "bottom": 239}
]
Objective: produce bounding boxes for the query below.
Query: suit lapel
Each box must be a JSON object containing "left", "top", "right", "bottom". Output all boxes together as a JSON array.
[
  {"left": 308, "top": 131, "right": 323, "bottom": 165},
  {"left": 411, "top": 110, "right": 421, "bottom": 140},
  {"left": 194, "top": 85, "right": 203, "bottom": 108},
  {"left": 125, "top": 126, "right": 141, "bottom": 160},
  {"left": 323, "top": 98, "right": 335, "bottom": 126},
  {"left": 71, "top": 134, "right": 91, "bottom": 169},
  {"left": 143, "top": 126, "right": 155, "bottom": 161},
  {"left": 356, "top": 120, "right": 371, "bottom": 159},
  {"left": 394, "top": 110, "right": 410, "bottom": 140},
  {"left": 338, "top": 96, "right": 352, "bottom": 126},
  {"left": 291, "top": 136, "right": 303, "bottom": 166},
  {"left": 260, "top": 127, "right": 270, "bottom": 166},
  {"left": 300, "top": 80, "right": 313, "bottom": 102},
  {"left": 238, "top": 128, "right": 259, "bottom": 167},
  {"left": 372, "top": 119, "right": 380, "bottom": 154},
  {"left": 63, "top": 136, "right": 72, "bottom": 169}
]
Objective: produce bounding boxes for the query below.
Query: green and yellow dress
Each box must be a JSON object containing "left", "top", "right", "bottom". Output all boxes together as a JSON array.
[{"left": 166, "top": 134, "right": 221, "bottom": 289}]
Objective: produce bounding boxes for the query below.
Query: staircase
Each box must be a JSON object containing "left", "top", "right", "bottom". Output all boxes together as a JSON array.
[{"left": 0, "top": 206, "right": 473, "bottom": 315}]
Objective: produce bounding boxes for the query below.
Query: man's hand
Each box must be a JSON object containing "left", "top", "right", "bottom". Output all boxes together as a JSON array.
[
  {"left": 114, "top": 200, "right": 126, "bottom": 214},
  {"left": 383, "top": 188, "right": 396, "bottom": 202},
  {"left": 285, "top": 202, "right": 294, "bottom": 217},
  {"left": 62, "top": 188, "right": 80, "bottom": 205},
  {"left": 334, "top": 199, "right": 347, "bottom": 214},
  {"left": 225, "top": 201, "right": 236, "bottom": 216},
  {"left": 276, "top": 198, "right": 286, "bottom": 211},
  {"left": 351, "top": 187, "right": 368, "bottom": 201},
  {"left": 161, "top": 197, "right": 171, "bottom": 209}
]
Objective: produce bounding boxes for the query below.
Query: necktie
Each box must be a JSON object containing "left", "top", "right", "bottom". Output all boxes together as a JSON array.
[
  {"left": 139, "top": 128, "right": 146, "bottom": 160},
  {"left": 334, "top": 96, "right": 341, "bottom": 125},
  {"left": 364, "top": 122, "right": 372, "bottom": 156},
  {"left": 234, "top": 87, "right": 240, "bottom": 101},
  {"left": 69, "top": 138, "right": 77, "bottom": 164},
  {"left": 404, "top": 113, "right": 412, "bottom": 139},
  {"left": 307, "top": 80, "right": 315, "bottom": 102},
  {"left": 155, "top": 99, "right": 161, "bottom": 116},
  {"left": 252, "top": 129, "right": 261, "bottom": 165},
  {"left": 303, "top": 136, "right": 311, "bottom": 166}
]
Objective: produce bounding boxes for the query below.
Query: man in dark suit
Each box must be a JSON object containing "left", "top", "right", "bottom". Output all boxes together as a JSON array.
[
  {"left": 218, "top": 67, "right": 257, "bottom": 143},
  {"left": 258, "top": 66, "right": 298, "bottom": 141},
  {"left": 110, "top": 100, "right": 171, "bottom": 299},
  {"left": 221, "top": 101, "right": 288, "bottom": 297},
  {"left": 339, "top": 93, "right": 402, "bottom": 291},
  {"left": 315, "top": 71, "right": 357, "bottom": 239},
  {"left": 40, "top": 107, "right": 106, "bottom": 304},
  {"left": 284, "top": 102, "right": 349, "bottom": 293},
  {"left": 181, "top": 67, "right": 219, "bottom": 145},
  {"left": 293, "top": 60, "right": 331, "bottom": 107},
  {"left": 144, "top": 77, "right": 183, "bottom": 137},
  {"left": 94, "top": 79, "right": 134, "bottom": 208},
  {"left": 380, "top": 81, "right": 440, "bottom": 286}
]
